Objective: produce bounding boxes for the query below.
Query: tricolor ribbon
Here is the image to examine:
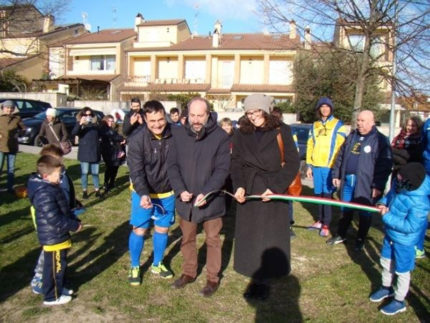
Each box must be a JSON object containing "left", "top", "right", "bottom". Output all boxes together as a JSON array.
[{"left": 194, "top": 190, "right": 380, "bottom": 213}]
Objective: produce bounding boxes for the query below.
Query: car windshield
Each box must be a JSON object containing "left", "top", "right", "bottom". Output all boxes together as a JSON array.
[{"left": 33, "top": 112, "right": 47, "bottom": 120}]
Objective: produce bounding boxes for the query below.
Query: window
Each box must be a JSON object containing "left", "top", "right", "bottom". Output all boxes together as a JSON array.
[
  {"left": 348, "top": 34, "right": 365, "bottom": 51},
  {"left": 90, "top": 55, "right": 115, "bottom": 71}
]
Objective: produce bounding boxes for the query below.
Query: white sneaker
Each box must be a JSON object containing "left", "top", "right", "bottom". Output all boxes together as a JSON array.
[{"left": 43, "top": 295, "right": 72, "bottom": 306}]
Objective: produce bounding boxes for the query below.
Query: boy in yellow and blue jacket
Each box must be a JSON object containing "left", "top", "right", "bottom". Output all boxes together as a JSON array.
[{"left": 306, "top": 97, "right": 347, "bottom": 236}]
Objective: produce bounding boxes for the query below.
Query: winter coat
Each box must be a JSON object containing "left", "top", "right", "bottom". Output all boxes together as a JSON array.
[
  {"left": 167, "top": 113, "right": 230, "bottom": 223},
  {"left": 230, "top": 122, "right": 300, "bottom": 278},
  {"left": 27, "top": 173, "right": 80, "bottom": 246},
  {"left": 122, "top": 110, "right": 145, "bottom": 137},
  {"left": 332, "top": 126, "right": 392, "bottom": 205},
  {"left": 100, "top": 124, "right": 125, "bottom": 167},
  {"left": 0, "top": 110, "right": 25, "bottom": 153},
  {"left": 127, "top": 123, "right": 172, "bottom": 196},
  {"left": 422, "top": 118, "right": 430, "bottom": 175},
  {"left": 71, "top": 111, "right": 101, "bottom": 163},
  {"left": 38, "top": 119, "right": 68, "bottom": 144},
  {"left": 378, "top": 176, "right": 430, "bottom": 246}
]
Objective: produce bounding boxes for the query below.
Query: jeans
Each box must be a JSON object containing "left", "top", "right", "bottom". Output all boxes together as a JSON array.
[
  {"left": 0, "top": 152, "right": 16, "bottom": 191},
  {"left": 80, "top": 162, "right": 100, "bottom": 190}
]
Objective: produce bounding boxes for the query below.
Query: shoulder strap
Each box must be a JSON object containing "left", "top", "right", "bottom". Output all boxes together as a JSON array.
[
  {"left": 276, "top": 130, "right": 286, "bottom": 167},
  {"left": 48, "top": 123, "right": 61, "bottom": 143}
]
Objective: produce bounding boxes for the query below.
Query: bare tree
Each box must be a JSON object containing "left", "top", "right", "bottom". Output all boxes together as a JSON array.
[
  {"left": 0, "top": 0, "right": 69, "bottom": 57},
  {"left": 258, "top": 0, "right": 430, "bottom": 128}
]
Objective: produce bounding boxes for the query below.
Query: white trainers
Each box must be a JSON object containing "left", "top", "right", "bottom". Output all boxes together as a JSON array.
[{"left": 43, "top": 295, "right": 72, "bottom": 306}]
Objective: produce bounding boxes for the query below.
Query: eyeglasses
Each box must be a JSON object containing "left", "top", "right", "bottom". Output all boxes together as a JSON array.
[
  {"left": 245, "top": 110, "right": 262, "bottom": 117},
  {"left": 107, "top": 119, "right": 114, "bottom": 123},
  {"left": 84, "top": 113, "right": 92, "bottom": 116}
]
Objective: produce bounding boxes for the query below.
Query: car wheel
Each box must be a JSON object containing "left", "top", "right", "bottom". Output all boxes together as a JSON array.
[{"left": 33, "top": 135, "right": 45, "bottom": 147}]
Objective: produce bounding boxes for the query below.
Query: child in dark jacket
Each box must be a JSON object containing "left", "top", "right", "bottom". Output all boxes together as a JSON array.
[
  {"left": 370, "top": 162, "right": 430, "bottom": 316},
  {"left": 30, "top": 144, "right": 85, "bottom": 295},
  {"left": 27, "top": 155, "right": 82, "bottom": 306}
]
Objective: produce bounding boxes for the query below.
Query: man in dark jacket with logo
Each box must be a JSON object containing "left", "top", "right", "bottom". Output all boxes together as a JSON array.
[
  {"left": 126, "top": 100, "right": 174, "bottom": 286},
  {"left": 168, "top": 97, "right": 230, "bottom": 297},
  {"left": 123, "top": 97, "right": 145, "bottom": 137},
  {"left": 327, "top": 110, "right": 392, "bottom": 250}
]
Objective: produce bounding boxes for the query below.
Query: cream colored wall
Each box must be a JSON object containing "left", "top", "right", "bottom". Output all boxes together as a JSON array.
[
  {"left": 136, "top": 26, "right": 177, "bottom": 48},
  {"left": 158, "top": 57, "right": 178, "bottom": 79},
  {"left": 67, "top": 44, "right": 118, "bottom": 75},
  {"left": 211, "top": 57, "right": 234, "bottom": 88},
  {"left": 240, "top": 57, "right": 264, "bottom": 84},
  {"left": 0, "top": 37, "right": 39, "bottom": 58},
  {"left": 48, "top": 47, "right": 65, "bottom": 78}
]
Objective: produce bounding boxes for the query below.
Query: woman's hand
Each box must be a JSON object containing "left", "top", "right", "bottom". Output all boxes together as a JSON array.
[
  {"left": 234, "top": 187, "right": 246, "bottom": 204},
  {"left": 261, "top": 188, "right": 273, "bottom": 202}
]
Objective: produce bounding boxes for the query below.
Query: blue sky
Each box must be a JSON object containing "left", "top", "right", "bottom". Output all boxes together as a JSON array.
[{"left": 59, "top": 0, "right": 268, "bottom": 35}]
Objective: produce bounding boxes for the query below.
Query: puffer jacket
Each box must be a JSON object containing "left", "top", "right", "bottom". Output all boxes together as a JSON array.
[
  {"left": 167, "top": 112, "right": 230, "bottom": 223},
  {"left": 127, "top": 123, "right": 172, "bottom": 196},
  {"left": 0, "top": 110, "right": 25, "bottom": 153},
  {"left": 27, "top": 173, "right": 80, "bottom": 246},
  {"left": 378, "top": 175, "right": 430, "bottom": 246},
  {"left": 71, "top": 111, "right": 101, "bottom": 163}
]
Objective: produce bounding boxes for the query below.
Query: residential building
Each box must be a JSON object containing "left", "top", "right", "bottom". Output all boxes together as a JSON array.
[
  {"left": 121, "top": 15, "right": 301, "bottom": 110},
  {"left": 0, "top": 4, "right": 86, "bottom": 82},
  {"left": 34, "top": 28, "right": 136, "bottom": 100}
]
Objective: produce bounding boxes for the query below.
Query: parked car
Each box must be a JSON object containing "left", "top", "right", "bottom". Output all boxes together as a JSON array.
[
  {"left": 0, "top": 98, "right": 51, "bottom": 118},
  {"left": 18, "top": 107, "right": 105, "bottom": 146},
  {"left": 290, "top": 123, "right": 312, "bottom": 160}
]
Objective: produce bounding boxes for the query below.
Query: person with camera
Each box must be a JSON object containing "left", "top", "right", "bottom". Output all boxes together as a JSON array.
[
  {"left": 123, "top": 97, "right": 145, "bottom": 137},
  {"left": 71, "top": 107, "right": 102, "bottom": 199}
]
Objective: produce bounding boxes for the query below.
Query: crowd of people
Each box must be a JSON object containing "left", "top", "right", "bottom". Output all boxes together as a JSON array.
[{"left": 0, "top": 96, "right": 428, "bottom": 316}]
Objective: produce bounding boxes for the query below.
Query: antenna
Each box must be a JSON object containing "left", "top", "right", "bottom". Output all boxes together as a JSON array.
[
  {"left": 193, "top": 2, "right": 199, "bottom": 35},
  {"left": 82, "top": 11, "right": 91, "bottom": 31},
  {"left": 112, "top": 7, "right": 117, "bottom": 28}
]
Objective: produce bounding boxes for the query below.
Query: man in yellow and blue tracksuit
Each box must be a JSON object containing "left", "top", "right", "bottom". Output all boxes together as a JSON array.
[{"left": 306, "top": 97, "right": 347, "bottom": 237}]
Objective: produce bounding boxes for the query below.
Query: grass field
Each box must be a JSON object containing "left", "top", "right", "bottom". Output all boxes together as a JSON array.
[{"left": 0, "top": 153, "right": 429, "bottom": 322}]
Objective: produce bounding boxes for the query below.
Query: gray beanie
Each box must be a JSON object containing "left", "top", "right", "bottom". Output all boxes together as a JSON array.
[
  {"left": 2, "top": 100, "right": 15, "bottom": 108},
  {"left": 244, "top": 94, "right": 274, "bottom": 114}
]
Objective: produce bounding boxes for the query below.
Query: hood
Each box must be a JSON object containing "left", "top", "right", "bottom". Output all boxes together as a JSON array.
[
  {"left": 27, "top": 173, "right": 51, "bottom": 202},
  {"left": 185, "top": 111, "right": 218, "bottom": 140},
  {"left": 315, "top": 97, "right": 334, "bottom": 112},
  {"left": 402, "top": 175, "right": 430, "bottom": 197}
]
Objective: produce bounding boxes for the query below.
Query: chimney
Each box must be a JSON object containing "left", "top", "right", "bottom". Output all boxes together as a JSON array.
[
  {"left": 43, "top": 15, "right": 54, "bottom": 33},
  {"left": 212, "top": 20, "right": 222, "bottom": 48},
  {"left": 304, "top": 26, "right": 312, "bottom": 50},
  {"left": 135, "top": 13, "right": 144, "bottom": 32},
  {"left": 289, "top": 20, "right": 296, "bottom": 39}
]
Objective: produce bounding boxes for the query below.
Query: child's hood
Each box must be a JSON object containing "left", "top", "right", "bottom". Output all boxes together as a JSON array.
[
  {"left": 27, "top": 173, "right": 53, "bottom": 202},
  {"left": 404, "top": 175, "right": 430, "bottom": 197}
]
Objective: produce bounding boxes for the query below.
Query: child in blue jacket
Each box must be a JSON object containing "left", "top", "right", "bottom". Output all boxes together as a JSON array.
[{"left": 370, "top": 162, "right": 430, "bottom": 315}]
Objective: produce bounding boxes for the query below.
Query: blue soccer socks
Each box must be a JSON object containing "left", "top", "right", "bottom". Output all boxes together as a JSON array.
[
  {"left": 129, "top": 231, "right": 144, "bottom": 267},
  {"left": 153, "top": 231, "right": 168, "bottom": 266}
]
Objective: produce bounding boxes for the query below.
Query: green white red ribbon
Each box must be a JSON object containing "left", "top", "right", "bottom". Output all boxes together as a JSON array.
[{"left": 194, "top": 190, "right": 380, "bottom": 213}]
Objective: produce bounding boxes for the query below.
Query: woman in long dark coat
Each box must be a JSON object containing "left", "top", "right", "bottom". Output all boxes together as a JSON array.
[
  {"left": 100, "top": 114, "right": 125, "bottom": 192},
  {"left": 231, "top": 94, "right": 300, "bottom": 300}
]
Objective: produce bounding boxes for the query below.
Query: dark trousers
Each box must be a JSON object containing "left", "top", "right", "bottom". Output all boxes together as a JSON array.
[
  {"left": 180, "top": 217, "right": 223, "bottom": 283},
  {"left": 104, "top": 164, "right": 119, "bottom": 190},
  {"left": 318, "top": 193, "right": 333, "bottom": 225},
  {"left": 43, "top": 248, "right": 68, "bottom": 301},
  {"left": 337, "top": 211, "right": 372, "bottom": 240}
]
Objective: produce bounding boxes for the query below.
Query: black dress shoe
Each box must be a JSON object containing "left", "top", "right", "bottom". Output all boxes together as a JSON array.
[
  {"left": 171, "top": 274, "right": 195, "bottom": 289},
  {"left": 200, "top": 280, "right": 219, "bottom": 297},
  {"left": 82, "top": 191, "right": 88, "bottom": 199}
]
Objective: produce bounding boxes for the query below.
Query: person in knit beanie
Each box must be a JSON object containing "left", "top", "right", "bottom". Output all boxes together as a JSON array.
[{"left": 370, "top": 162, "right": 430, "bottom": 315}]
